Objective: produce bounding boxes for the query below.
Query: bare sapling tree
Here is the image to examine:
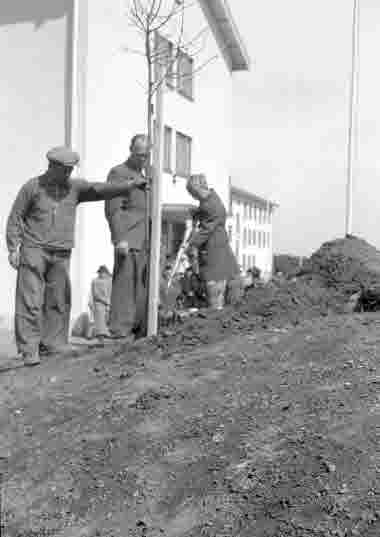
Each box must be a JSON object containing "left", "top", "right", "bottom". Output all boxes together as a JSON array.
[
  {"left": 128, "top": 0, "right": 214, "bottom": 165},
  {"left": 127, "top": 0, "right": 225, "bottom": 333}
]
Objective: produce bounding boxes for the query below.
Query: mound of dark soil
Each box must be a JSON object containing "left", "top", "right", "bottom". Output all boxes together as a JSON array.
[{"left": 310, "top": 236, "right": 380, "bottom": 294}]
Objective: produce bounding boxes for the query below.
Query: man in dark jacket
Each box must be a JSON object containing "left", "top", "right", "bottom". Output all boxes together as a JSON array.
[
  {"left": 105, "top": 135, "right": 150, "bottom": 340},
  {"left": 6, "top": 146, "right": 146, "bottom": 366}
]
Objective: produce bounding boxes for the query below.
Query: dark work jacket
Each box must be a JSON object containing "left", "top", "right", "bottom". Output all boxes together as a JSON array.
[
  {"left": 105, "top": 161, "right": 147, "bottom": 250},
  {"left": 188, "top": 189, "right": 239, "bottom": 282},
  {"left": 6, "top": 175, "right": 135, "bottom": 252}
]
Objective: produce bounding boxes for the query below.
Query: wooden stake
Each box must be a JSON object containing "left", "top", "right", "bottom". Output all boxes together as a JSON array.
[{"left": 147, "top": 62, "right": 165, "bottom": 336}]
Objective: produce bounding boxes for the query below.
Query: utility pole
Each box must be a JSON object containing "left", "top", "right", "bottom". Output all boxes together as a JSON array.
[
  {"left": 346, "top": 0, "right": 360, "bottom": 236},
  {"left": 147, "top": 65, "right": 165, "bottom": 336}
]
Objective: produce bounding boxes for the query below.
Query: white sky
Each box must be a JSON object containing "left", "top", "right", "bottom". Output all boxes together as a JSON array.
[{"left": 231, "top": 0, "right": 380, "bottom": 256}]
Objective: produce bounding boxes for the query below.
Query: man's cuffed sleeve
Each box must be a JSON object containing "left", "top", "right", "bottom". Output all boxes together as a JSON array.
[
  {"left": 104, "top": 169, "right": 120, "bottom": 222},
  {"left": 78, "top": 177, "right": 137, "bottom": 203},
  {"left": 6, "top": 183, "right": 31, "bottom": 252}
]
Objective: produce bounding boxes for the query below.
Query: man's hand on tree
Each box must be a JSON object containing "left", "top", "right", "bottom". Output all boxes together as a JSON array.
[{"left": 132, "top": 176, "right": 148, "bottom": 190}]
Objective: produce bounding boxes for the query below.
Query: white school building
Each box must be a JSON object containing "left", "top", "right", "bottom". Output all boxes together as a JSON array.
[{"left": 1, "top": 0, "right": 250, "bottom": 325}]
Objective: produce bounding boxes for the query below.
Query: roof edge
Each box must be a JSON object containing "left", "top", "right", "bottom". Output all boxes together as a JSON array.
[
  {"left": 230, "top": 185, "right": 279, "bottom": 208},
  {"left": 198, "top": 0, "right": 251, "bottom": 72}
]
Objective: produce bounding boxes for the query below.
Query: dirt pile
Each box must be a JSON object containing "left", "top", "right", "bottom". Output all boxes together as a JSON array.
[
  {"left": 3, "top": 313, "right": 380, "bottom": 536},
  {"left": 136, "top": 275, "right": 348, "bottom": 361},
  {"left": 149, "top": 236, "right": 380, "bottom": 354},
  {"left": 309, "top": 236, "right": 380, "bottom": 294},
  {"left": 239, "top": 274, "right": 347, "bottom": 320}
]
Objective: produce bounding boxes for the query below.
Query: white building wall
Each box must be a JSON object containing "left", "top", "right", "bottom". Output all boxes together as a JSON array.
[
  {"left": 77, "top": 0, "right": 233, "bottom": 314},
  {"left": 0, "top": 5, "right": 70, "bottom": 326},
  {"left": 228, "top": 195, "right": 275, "bottom": 280},
  {"left": 0, "top": 1, "right": 237, "bottom": 324}
]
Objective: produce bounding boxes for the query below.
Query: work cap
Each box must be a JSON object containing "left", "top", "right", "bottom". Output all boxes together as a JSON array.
[{"left": 47, "top": 146, "right": 80, "bottom": 167}]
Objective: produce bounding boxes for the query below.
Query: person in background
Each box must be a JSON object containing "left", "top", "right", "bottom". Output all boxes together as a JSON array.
[
  {"left": 105, "top": 135, "right": 150, "bottom": 341},
  {"left": 71, "top": 311, "right": 93, "bottom": 340},
  {"left": 6, "top": 146, "right": 145, "bottom": 366},
  {"left": 246, "top": 266, "right": 261, "bottom": 287},
  {"left": 181, "top": 265, "right": 207, "bottom": 309},
  {"left": 185, "top": 174, "right": 239, "bottom": 310},
  {"left": 89, "top": 265, "right": 112, "bottom": 342}
]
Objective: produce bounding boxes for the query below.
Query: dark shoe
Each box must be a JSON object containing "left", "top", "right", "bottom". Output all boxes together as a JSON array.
[
  {"left": 109, "top": 333, "right": 135, "bottom": 343},
  {"left": 23, "top": 352, "right": 41, "bottom": 367},
  {"left": 39, "top": 342, "right": 49, "bottom": 356},
  {"left": 39, "top": 344, "right": 74, "bottom": 356}
]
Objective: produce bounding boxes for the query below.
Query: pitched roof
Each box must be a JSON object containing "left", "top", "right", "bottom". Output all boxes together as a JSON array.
[
  {"left": 230, "top": 185, "right": 279, "bottom": 208},
  {"left": 198, "top": 0, "right": 250, "bottom": 72}
]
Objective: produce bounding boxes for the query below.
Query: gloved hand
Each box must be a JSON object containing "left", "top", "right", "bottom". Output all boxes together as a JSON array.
[{"left": 8, "top": 249, "right": 20, "bottom": 270}]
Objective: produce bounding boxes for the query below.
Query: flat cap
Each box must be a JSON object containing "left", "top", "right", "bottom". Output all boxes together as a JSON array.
[{"left": 46, "top": 146, "right": 80, "bottom": 167}]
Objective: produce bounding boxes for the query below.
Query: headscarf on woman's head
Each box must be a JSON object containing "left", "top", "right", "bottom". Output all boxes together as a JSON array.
[{"left": 186, "top": 174, "right": 210, "bottom": 199}]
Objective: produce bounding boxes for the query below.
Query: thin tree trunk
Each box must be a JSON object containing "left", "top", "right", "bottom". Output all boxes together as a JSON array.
[{"left": 143, "top": 28, "right": 153, "bottom": 335}]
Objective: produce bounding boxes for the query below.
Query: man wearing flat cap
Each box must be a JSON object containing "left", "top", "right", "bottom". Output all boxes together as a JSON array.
[
  {"left": 105, "top": 134, "right": 151, "bottom": 340},
  {"left": 6, "top": 146, "right": 147, "bottom": 366}
]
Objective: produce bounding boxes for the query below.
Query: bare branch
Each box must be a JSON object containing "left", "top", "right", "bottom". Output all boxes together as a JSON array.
[
  {"left": 150, "top": 4, "right": 179, "bottom": 33},
  {"left": 147, "top": 0, "right": 158, "bottom": 20},
  {"left": 130, "top": 0, "right": 147, "bottom": 32},
  {"left": 150, "top": 0, "right": 164, "bottom": 23},
  {"left": 122, "top": 46, "right": 146, "bottom": 57}
]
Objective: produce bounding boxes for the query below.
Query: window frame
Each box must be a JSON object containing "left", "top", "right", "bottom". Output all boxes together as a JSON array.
[
  {"left": 175, "top": 131, "right": 192, "bottom": 179},
  {"left": 163, "top": 125, "right": 173, "bottom": 173},
  {"left": 228, "top": 225, "right": 233, "bottom": 242},
  {"left": 155, "top": 33, "right": 175, "bottom": 89},
  {"left": 177, "top": 49, "right": 194, "bottom": 100}
]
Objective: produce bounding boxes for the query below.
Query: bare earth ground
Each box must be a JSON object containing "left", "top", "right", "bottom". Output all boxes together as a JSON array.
[{"left": 1, "top": 310, "right": 380, "bottom": 537}]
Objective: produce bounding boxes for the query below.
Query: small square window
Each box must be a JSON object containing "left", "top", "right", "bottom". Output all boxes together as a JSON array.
[
  {"left": 176, "top": 131, "right": 192, "bottom": 178},
  {"left": 155, "top": 34, "right": 175, "bottom": 88},
  {"left": 163, "top": 126, "right": 172, "bottom": 173},
  {"left": 177, "top": 50, "right": 193, "bottom": 99}
]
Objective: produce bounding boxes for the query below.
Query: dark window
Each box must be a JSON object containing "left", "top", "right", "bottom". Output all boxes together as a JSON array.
[
  {"left": 236, "top": 213, "right": 240, "bottom": 234},
  {"left": 163, "top": 126, "right": 172, "bottom": 172},
  {"left": 176, "top": 131, "right": 192, "bottom": 178},
  {"left": 177, "top": 50, "right": 193, "bottom": 99},
  {"left": 155, "top": 34, "right": 174, "bottom": 88}
]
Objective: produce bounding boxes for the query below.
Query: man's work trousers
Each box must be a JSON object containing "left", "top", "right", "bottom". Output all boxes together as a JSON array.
[
  {"left": 93, "top": 302, "right": 110, "bottom": 337},
  {"left": 109, "top": 248, "right": 147, "bottom": 337},
  {"left": 15, "top": 246, "right": 71, "bottom": 355}
]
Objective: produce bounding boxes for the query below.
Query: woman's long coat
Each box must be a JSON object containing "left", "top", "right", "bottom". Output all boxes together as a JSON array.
[{"left": 188, "top": 189, "right": 239, "bottom": 282}]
